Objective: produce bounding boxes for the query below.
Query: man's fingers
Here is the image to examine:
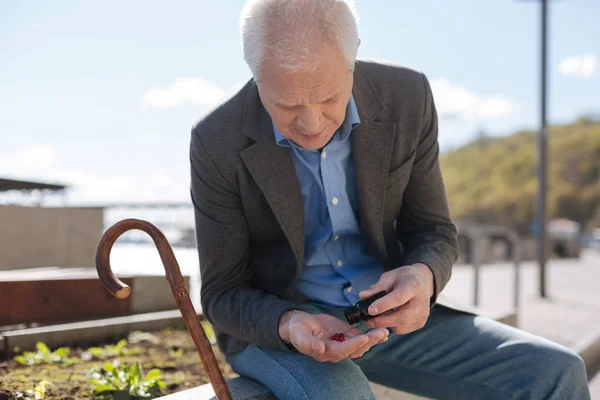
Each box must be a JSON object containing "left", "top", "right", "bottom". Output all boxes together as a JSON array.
[
  {"left": 366, "top": 328, "right": 388, "bottom": 342},
  {"left": 366, "top": 300, "right": 420, "bottom": 330},
  {"left": 368, "top": 277, "right": 419, "bottom": 315},
  {"left": 342, "top": 327, "right": 365, "bottom": 338},
  {"left": 359, "top": 273, "right": 396, "bottom": 300},
  {"left": 347, "top": 329, "right": 387, "bottom": 359},
  {"left": 349, "top": 332, "right": 389, "bottom": 359},
  {"left": 324, "top": 334, "right": 369, "bottom": 362}
]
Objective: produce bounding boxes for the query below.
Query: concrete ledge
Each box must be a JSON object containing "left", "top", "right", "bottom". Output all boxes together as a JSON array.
[
  {"left": 493, "top": 310, "right": 517, "bottom": 327},
  {"left": 1, "top": 310, "right": 188, "bottom": 355},
  {"left": 159, "top": 377, "right": 276, "bottom": 400},
  {"left": 573, "top": 329, "right": 600, "bottom": 378},
  {"left": 131, "top": 275, "right": 191, "bottom": 314},
  {"left": 156, "top": 378, "right": 430, "bottom": 400}
]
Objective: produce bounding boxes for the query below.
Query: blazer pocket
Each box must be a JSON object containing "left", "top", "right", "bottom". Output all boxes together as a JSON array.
[{"left": 386, "top": 156, "right": 414, "bottom": 188}]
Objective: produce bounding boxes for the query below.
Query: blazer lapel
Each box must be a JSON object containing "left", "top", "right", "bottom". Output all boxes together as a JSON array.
[
  {"left": 352, "top": 121, "right": 396, "bottom": 260},
  {"left": 351, "top": 63, "right": 396, "bottom": 260},
  {"left": 240, "top": 84, "right": 305, "bottom": 270}
]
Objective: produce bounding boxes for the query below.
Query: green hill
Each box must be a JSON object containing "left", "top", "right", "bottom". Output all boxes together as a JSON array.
[{"left": 440, "top": 117, "right": 600, "bottom": 234}]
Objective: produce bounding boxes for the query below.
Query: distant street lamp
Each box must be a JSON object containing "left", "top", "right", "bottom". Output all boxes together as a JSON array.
[{"left": 519, "top": 0, "right": 550, "bottom": 298}]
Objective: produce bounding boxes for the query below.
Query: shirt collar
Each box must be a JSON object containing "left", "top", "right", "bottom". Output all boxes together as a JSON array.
[{"left": 273, "top": 95, "right": 360, "bottom": 148}]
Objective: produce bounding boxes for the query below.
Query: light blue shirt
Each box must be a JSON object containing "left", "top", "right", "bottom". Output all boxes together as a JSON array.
[{"left": 273, "top": 96, "right": 385, "bottom": 307}]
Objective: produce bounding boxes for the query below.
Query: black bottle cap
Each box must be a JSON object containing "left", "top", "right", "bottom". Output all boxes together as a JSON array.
[
  {"left": 344, "top": 290, "right": 388, "bottom": 325},
  {"left": 344, "top": 306, "right": 361, "bottom": 325}
]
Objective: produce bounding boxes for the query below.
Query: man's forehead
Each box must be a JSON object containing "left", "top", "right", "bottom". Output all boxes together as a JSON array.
[{"left": 263, "top": 74, "right": 349, "bottom": 99}]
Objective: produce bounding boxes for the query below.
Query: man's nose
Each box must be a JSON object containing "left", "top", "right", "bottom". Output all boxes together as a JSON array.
[{"left": 297, "top": 107, "right": 323, "bottom": 133}]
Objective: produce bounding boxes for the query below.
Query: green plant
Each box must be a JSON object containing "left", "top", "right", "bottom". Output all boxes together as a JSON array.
[
  {"left": 14, "top": 380, "right": 52, "bottom": 399},
  {"left": 439, "top": 118, "right": 600, "bottom": 233},
  {"left": 14, "top": 343, "right": 74, "bottom": 366},
  {"left": 168, "top": 346, "right": 183, "bottom": 358},
  {"left": 89, "top": 361, "right": 165, "bottom": 399},
  {"left": 83, "top": 339, "right": 139, "bottom": 360},
  {"left": 201, "top": 320, "right": 216, "bottom": 345}
]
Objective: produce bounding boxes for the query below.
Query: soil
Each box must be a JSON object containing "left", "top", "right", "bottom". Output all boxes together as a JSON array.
[{"left": 0, "top": 328, "right": 235, "bottom": 399}]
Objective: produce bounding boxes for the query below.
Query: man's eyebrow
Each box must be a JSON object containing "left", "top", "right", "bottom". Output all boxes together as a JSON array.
[
  {"left": 274, "top": 94, "right": 340, "bottom": 109},
  {"left": 274, "top": 101, "right": 299, "bottom": 109},
  {"left": 321, "top": 94, "right": 340, "bottom": 103}
]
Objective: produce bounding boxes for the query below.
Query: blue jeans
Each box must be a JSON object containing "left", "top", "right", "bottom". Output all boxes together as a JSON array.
[{"left": 227, "top": 304, "right": 590, "bottom": 400}]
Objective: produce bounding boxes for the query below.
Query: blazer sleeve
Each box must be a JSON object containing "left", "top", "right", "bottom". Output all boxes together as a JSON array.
[
  {"left": 395, "top": 73, "right": 459, "bottom": 304},
  {"left": 190, "top": 129, "right": 302, "bottom": 351}
]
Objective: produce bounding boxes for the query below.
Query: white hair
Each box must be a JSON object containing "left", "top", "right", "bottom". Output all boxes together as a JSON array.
[{"left": 240, "top": 0, "right": 360, "bottom": 81}]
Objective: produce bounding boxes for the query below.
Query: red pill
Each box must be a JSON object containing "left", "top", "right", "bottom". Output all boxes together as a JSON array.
[{"left": 330, "top": 333, "right": 345, "bottom": 342}]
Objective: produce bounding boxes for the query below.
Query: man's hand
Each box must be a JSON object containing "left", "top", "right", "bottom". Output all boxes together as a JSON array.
[
  {"left": 278, "top": 311, "right": 388, "bottom": 362},
  {"left": 358, "top": 263, "right": 434, "bottom": 335}
]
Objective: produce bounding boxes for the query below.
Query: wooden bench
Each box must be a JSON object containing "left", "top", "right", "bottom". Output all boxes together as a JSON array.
[{"left": 0, "top": 267, "right": 189, "bottom": 326}]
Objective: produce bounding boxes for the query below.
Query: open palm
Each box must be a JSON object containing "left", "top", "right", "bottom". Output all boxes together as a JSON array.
[{"left": 287, "top": 312, "right": 388, "bottom": 362}]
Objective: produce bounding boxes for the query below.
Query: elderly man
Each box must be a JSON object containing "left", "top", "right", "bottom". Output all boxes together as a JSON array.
[{"left": 190, "top": 0, "right": 590, "bottom": 399}]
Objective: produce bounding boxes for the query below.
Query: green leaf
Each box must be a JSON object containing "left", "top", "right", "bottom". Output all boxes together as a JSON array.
[
  {"left": 103, "top": 362, "right": 115, "bottom": 373},
  {"left": 109, "top": 375, "right": 125, "bottom": 389},
  {"left": 169, "top": 347, "right": 183, "bottom": 358},
  {"left": 115, "top": 339, "right": 128, "bottom": 353},
  {"left": 13, "top": 355, "right": 27, "bottom": 365},
  {"left": 92, "top": 384, "right": 117, "bottom": 394},
  {"left": 126, "top": 347, "right": 140, "bottom": 355},
  {"left": 145, "top": 369, "right": 161, "bottom": 381},
  {"left": 36, "top": 342, "right": 51, "bottom": 356},
  {"left": 53, "top": 347, "right": 70, "bottom": 358},
  {"left": 87, "top": 347, "right": 105, "bottom": 358},
  {"left": 201, "top": 321, "right": 217, "bottom": 344},
  {"left": 131, "top": 361, "right": 142, "bottom": 378},
  {"left": 34, "top": 380, "right": 51, "bottom": 399}
]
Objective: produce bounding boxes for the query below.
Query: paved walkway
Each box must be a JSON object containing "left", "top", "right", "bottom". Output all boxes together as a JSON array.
[
  {"left": 592, "top": 374, "right": 600, "bottom": 400},
  {"left": 444, "top": 249, "right": 600, "bottom": 398}
]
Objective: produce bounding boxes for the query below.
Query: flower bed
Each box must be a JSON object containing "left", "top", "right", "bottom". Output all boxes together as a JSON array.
[{"left": 0, "top": 327, "right": 234, "bottom": 400}]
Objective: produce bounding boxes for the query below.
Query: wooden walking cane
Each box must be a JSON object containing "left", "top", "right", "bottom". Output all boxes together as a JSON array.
[{"left": 95, "top": 218, "right": 233, "bottom": 400}]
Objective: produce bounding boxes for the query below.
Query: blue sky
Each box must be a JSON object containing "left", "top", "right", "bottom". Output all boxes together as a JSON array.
[{"left": 1, "top": 0, "right": 598, "bottom": 204}]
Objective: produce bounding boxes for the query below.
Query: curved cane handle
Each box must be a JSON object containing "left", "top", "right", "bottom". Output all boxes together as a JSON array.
[{"left": 96, "top": 218, "right": 232, "bottom": 400}]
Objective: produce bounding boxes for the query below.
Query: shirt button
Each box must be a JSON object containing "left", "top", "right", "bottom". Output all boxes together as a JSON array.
[
  {"left": 346, "top": 286, "right": 353, "bottom": 293},
  {"left": 332, "top": 197, "right": 339, "bottom": 206},
  {"left": 334, "top": 235, "right": 340, "bottom": 241},
  {"left": 337, "top": 260, "right": 343, "bottom": 267},
  {"left": 322, "top": 151, "right": 327, "bottom": 159}
]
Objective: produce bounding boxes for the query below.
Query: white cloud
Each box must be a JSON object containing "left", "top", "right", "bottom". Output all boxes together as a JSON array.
[
  {"left": 430, "top": 78, "right": 514, "bottom": 121},
  {"left": 559, "top": 54, "right": 597, "bottom": 78},
  {"left": 12, "top": 144, "right": 57, "bottom": 170},
  {"left": 142, "top": 78, "right": 244, "bottom": 109}
]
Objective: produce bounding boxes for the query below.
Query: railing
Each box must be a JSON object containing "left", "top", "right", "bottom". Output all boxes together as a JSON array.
[{"left": 459, "top": 224, "right": 521, "bottom": 310}]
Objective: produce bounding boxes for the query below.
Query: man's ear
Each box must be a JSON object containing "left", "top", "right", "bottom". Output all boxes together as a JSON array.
[{"left": 358, "top": 38, "right": 361, "bottom": 49}]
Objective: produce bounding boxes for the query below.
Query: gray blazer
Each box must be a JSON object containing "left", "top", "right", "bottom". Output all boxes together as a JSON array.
[{"left": 190, "top": 60, "right": 459, "bottom": 356}]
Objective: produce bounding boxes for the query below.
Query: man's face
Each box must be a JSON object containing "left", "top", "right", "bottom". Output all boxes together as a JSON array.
[{"left": 257, "top": 44, "right": 354, "bottom": 150}]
